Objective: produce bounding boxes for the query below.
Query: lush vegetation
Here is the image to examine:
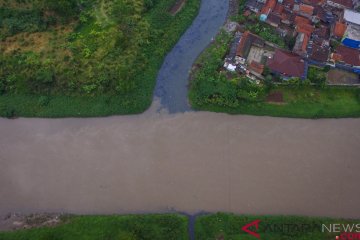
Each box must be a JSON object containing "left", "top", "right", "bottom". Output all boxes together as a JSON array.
[
  {"left": 196, "top": 213, "right": 359, "bottom": 240},
  {"left": 0, "top": 0, "right": 200, "bottom": 117},
  {"left": 0, "top": 214, "right": 188, "bottom": 240},
  {"left": 245, "top": 20, "right": 287, "bottom": 48},
  {"left": 189, "top": 29, "right": 360, "bottom": 118},
  {"left": 1, "top": 213, "right": 358, "bottom": 240}
]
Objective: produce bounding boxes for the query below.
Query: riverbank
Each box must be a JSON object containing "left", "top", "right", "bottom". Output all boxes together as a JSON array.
[
  {"left": 188, "top": 28, "right": 360, "bottom": 118},
  {"left": 1, "top": 213, "right": 359, "bottom": 240}
]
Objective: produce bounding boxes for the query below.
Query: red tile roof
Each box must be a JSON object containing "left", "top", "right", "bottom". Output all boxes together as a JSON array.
[
  {"left": 295, "top": 15, "right": 311, "bottom": 25},
  {"left": 261, "top": 0, "right": 277, "bottom": 14},
  {"left": 331, "top": 0, "right": 353, "bottom": 8},
  {"left": 297, "top": 23, "right": 315, "bottom": 35},
  {"left": 302, "top": 0, "right": 325, "bottom": 6},
  {"left": 299, "top": 4, "right": 314, "bottom": 15},
  {"left": 267, "top": 49, "right": 306, "bottom": 77},
  {"left": 333, "top": 22, "right": 347, "bottom": 37},
  {"left": 249, "top": 61, "right": 265, "bottom": 74},
  {"left": 273, "top": 3, "right": 284, "bottom": 15},
  {"left": 333, "top": 45, "right": 360, "bottom": 66},
  {"left": 301, "top": 34, "right": 310, "bottom": 52}
]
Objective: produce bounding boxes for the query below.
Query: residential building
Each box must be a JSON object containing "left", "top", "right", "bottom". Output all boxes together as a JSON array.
[
  {"left": 331, "top": 45, "right": 360, "bottom": 66},
  {"left": 267, "top": 49, "right": 307, "bottom": 79},
  {"left": 326, "top": 0, "right": 354, "bottom": 9}
]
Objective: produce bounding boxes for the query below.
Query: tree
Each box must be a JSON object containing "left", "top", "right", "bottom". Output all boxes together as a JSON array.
[{"left": 45, "top": 0, "right": 79, "bottom": 18}]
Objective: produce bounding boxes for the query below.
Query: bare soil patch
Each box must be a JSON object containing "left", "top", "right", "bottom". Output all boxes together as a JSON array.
[
  {"left": 266, "top": 91, "right": 284, "bottom": 103},
  {"left": 169, "top": 0, "right": 187, "bottom": 15},
  {"left": 0, "top": 213, "right": 65, "bottom": 232},
  {"left": 327, "top": 69, "right": 360, "bottom": 85}
]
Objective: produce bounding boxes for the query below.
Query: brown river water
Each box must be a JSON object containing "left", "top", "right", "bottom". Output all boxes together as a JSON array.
[{"left": 1, "top": 103, "right": 360, "bottom": 218}]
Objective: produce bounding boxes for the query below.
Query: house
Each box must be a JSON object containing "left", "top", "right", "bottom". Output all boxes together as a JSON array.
[
  {"left": 293, "top": 32, "right": 310, "bottom": 56},
  {"left": 236, "top": 31, "right": 265, "bottom": 59},
  {"left": 246, "top": 0, "right": 265, "bottom": 13},
  {"left": 298, "top": 4, "right": 315, "bottom": 18},
  {"left": 309, "top": 43, "right": 330, "bottom": 62},
  {"left": 249, "top": 61, "right": 265, "bottom": 74},
  {"left": 326, "top": 0, "right": 353, "bottom": 9},
  {"left": 260, "top": 0, "right": 277, "bottom": 20},
  {"left": 342, "top": 10, "right": 360, "bottom": 48},
  {"left": 267, "top": 49, "right": 307, "bottom": 79},
  {"left": 342, "top": 23, "right": 360, "bottom": 49},
  {"left": 302, "top": 0, "right": 326, "bottom": 6},
  {"left": 331, "top": 45, "right": 360, "bottom": 66},
  {"left": 333, "top": 21, "right": 347, "bottom": 38}
]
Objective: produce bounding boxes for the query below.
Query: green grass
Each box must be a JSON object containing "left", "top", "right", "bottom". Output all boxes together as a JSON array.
[
  {"left": 1, "top": 213, "right": 359, "bottom": 240},
  {"left": 189, "top": 31, "right": 360, "bottom": 119},
  {"left": 192, "top": 86, "right": 360, "bottom": 118},
  {"left": 0, "top": 0, "right": 200, "bottom": 118},
  {"left": 195, "top": 213, "right": 359, "bottom": 240},
  {"left": 0, "top": 214, "right": 188, "bottom": 240}
]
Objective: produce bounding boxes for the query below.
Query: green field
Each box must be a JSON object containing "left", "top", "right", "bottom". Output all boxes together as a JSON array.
[
  {"left": 0, "top": 214, "right": 188, "bottom": 240},
  {"left": 196, "top": 213, "right": 359, "bottom": 240},
  {"left": 0, "top": 0, "right": 200, "bottom": 118},
  {"left": 189, "top": 31, "right": 360, "bottom": 118},
  {"left": 1, "top": 214, "right": 359, "bottom": 240}
]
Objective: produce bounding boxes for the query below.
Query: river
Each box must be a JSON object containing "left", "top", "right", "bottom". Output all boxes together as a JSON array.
[{"left": 0, "top": 0, "right": 360, "bottom": 219}]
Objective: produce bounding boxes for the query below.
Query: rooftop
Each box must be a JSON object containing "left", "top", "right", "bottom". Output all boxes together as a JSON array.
[
  {"left": 267, "top": 49, "right": 306, "bottom": 77},
  {"left": 249, "top": 61, "right": 265, "bottom": 74},
  {"left": 309, "top": 44, "right": 330, "bottom": 62},
  {"left": 299, "top": 4, "right": 315, "bottom": 14},
  {"left": 344, "top": 23, "right": 360, "bottom": 41},
  {"left": 333, "top": 22, "right": 347, "bottom": 37},
  {"left": 333, "top": 45, "right": 360, "bottom": 66},
  {"left": 236, "top": 31, "right": 265, "bottom": 58},
  {"left": 330, "top": 0, "right": 354, "bottom": 8},
  {"left": 344, "top": 9, "right": 360, "bottom": 25}
]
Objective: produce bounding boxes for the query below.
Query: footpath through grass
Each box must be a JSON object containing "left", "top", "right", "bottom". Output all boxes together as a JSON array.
[{"left": 0, "top": 214, "right": 188, "bottom": 240}]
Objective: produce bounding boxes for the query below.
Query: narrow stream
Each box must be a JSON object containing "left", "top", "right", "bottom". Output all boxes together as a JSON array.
[{"left": 153, "top": 0, "right": 230, "bottom": 113}]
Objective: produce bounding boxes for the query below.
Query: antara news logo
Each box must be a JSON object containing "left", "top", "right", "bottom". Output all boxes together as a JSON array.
[{"left": 241, "top": 220, "right": 360, "bottom": 239}]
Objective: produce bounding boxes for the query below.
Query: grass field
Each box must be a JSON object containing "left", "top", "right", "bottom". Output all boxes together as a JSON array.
[
  {"left": 195, "top": 213, "right": 359, "bottom": 240},
  {"left": 0, "top": 0, "right": 200, "bottom": 118},
  {"left": 192, "top": 86, "right": 360, "bottom": 118},
  {"left": 1, "top": 213, "right": 359, "bottom": 240},
  {"left": 0, "top": 214, "right": 188, "bottom": 240}
]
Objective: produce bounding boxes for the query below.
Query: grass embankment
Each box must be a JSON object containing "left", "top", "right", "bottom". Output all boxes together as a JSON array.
[
  {"left": 0, "top": 214, "right": 188, "bottom": 240},
  {"left": 0, "top": 0, "right": 200, "bottom": 118},
  {"left": 189, "top": 32, "right": 360, "bottom": 118},
  {"left": 1, "top": 213, "right": 359, "bottom": 240},
  {"left": 196, "top": 213, "right": 359, "bottom": 240}
]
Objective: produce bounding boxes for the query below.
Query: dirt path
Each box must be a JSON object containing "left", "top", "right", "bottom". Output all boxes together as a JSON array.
[{"left": 0, "top": 111, "right": 359, "bottom": 218}]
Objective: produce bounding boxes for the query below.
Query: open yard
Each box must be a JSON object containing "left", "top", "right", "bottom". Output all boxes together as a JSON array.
[{"left": 327, "top": 69, "right": 360, "bottom": 85}]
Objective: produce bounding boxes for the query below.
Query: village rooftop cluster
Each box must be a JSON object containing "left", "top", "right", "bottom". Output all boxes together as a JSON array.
[{"left": 224, "top": 0, "right": 360, "bottom": 82}]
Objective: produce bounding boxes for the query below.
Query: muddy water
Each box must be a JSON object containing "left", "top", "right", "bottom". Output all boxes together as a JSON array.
[
  {"left": 0, "top": 0, "right": 360, "bottom": 220},
  {"left": 154, "top": 0, "right": 229, "bottom": 113},
  {"left": 0, "top": 111, "right": 359, "bottom": 218}
]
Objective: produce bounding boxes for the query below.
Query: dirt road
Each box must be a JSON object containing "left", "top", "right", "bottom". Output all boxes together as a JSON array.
[{"left": 1, "top": 111, "right": 359, "bottom": 218}]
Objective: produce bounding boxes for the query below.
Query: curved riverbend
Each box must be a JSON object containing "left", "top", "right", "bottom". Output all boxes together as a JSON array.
[{"left": 153, "top": 0, "right": 229, "bottom": 113}]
